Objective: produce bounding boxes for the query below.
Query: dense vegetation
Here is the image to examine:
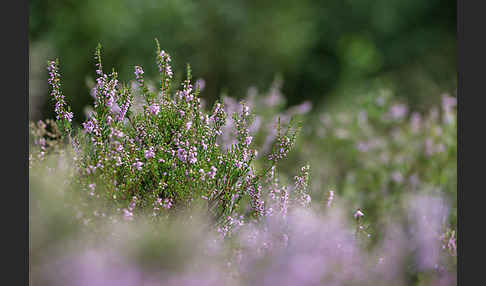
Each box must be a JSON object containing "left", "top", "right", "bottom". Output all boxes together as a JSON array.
[{"left": 29, "top": 44, "right": 456, "bottom": 285}]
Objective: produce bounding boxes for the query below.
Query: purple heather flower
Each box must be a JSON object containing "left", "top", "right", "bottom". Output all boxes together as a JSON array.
[
  {"left": 144, "top": 147, "right": 155, "bottom": 159},
  {"left": 162, "top": 198, "right": 173, "bottom": 209},
  {"left": 357, "top": 141, "right": 370, "bottom": 152},
  {"left": 186, "top": 121, "right": 192, "bottom": 130},
  {"left": 188, "top": 149, "right": 197, "bottom": 164},
  {"left": 354, "top": 209, "right": 364, "bottom": 219},
  {"left": 106, "top": 95, "right": 115, "bottom": 109},
  {"left": 177, "top": 148, "right": 187, "bottom": 162},
  {"left": 165, "top": 65, "right": 173, "bottom": 78},
  {"left": 244, "top": 136, "right": 253, "bottom": 146},
  {"left": 134, "top": 66, "right": 144, "bottom": 81},
  {"left": 64, "top": 111, "right": 73, "bottom": 122},
  {"left": 389, "top": 103, "right": 408, "bottom": 120},
  {"left": 181, "top": 82, "right": 194, "bottom": 102},
  {"left": 149, "top": 104, "right": 160, "bottom": 115},
  {"left": 199, "top": 169, "right": 206, "bottom": 181},
  {"left": 133, "top": 161, "right": 144, "bottom": 171},
  {"left": 158, "top": 50, "right": 173, "bottom": 79},
  {"left": 123, "top": 209, "right": 133, "bottom": 220},
  {"left": 119, "top": 99, "right": 130, "bottom": 121},
  {"left": 47, "top": 60, "right": 72, "bottom": 124},
  {"left": 208, "top": 166, "right": 217, "bottom": 179},
  {"left": 83, "top": 120, "right": 95, "bottom": 133},
  {"left": 123, "top": 196, "right": 138, "bottom": 221}
]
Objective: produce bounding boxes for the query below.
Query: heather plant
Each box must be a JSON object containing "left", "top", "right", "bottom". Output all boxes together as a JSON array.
[{"left": 31, "top": 41, "right": 310, "bottom": 230}]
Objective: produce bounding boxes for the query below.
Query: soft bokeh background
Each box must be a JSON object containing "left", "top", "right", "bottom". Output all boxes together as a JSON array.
[{"left": 29, "top": 0, "right": 456, "bottom": 124}]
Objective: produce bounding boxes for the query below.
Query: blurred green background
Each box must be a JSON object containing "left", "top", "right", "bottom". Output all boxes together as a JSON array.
[{"left": 29, "top": 0, "right": 456, "bottom": 124}]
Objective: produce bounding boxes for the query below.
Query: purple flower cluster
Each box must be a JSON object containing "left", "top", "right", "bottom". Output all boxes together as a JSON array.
[
  {"left": 144, "top": 147, "right": 155, "bottom": 159},
  {"left": 118, "top": 89, "right": 131, "bottom": 122},
  {"left": 268, "top": 134, "right": 294, "bottom": 163},
  {"left": 208, "top": 166, "right": 217, "bottom": 179},
  {"left": 176, "top": 148, "right": 187, "bottom": 162},
  {"left": 133, "top": 160, "right": 144, "bottom": 171},
  {"left": 134, "top": 66, "right": 144, "bottom": 83},
  {"left": 149, "top": 104, "right": 160, "bottom": 115},
  {"left": 157, "top": 50, "right": 173, "bottom": 78},
  {"left": 82, "top": 118, "right": 97, "bottom": 134}
]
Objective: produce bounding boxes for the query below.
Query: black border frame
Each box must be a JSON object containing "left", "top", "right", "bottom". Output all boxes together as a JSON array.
[{"left": 458, "top": 1, "right": 486, "bottom": 285}]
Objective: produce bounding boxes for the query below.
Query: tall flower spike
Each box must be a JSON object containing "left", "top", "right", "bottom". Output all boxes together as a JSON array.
[
  {"left": 294, "top": 164, "right": 311, "bottom": 207},
  {"left": 268, "top": 117, "right": 300, "bottom": 164},
  {"left": 94, "top": 43, "right": 103, "bottom": 76},
  {"left": 155, "top": 38, "right": 173, "bottom": 95},
  {"left": 47, "top": 59, "right": 73, "bottom": 135}
]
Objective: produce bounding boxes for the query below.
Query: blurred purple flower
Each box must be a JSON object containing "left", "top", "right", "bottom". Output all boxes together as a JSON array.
[{"left": 389, "top": 104, "right": 408, "bottom": 120}]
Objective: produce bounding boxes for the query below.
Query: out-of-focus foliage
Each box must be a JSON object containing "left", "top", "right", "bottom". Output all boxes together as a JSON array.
[
  {"left": 30, "top": 156, "right": 456, "bottom": 286},
  {"left": 29, "top": 0, "right": 455, "bottom": 123},
  {"left": 300, "top": 91, "right": 457, "bottom": 230}
]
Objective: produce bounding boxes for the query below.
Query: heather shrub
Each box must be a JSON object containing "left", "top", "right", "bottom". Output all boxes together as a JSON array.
[{"left": 30, "top": 41, "right": 309, "bottom": 229}]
